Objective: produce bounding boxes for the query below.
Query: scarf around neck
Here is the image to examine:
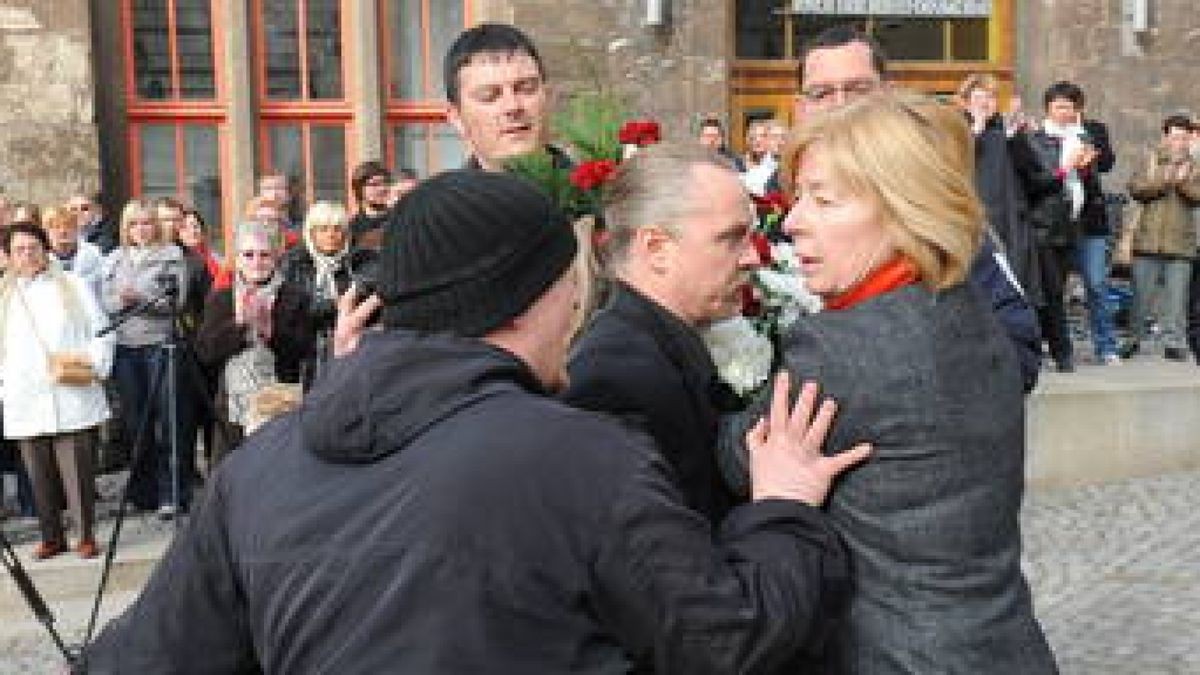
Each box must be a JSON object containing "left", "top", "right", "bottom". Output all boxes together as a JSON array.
[
  {"left": 1042, "top": 118, "right": 1087, "bottom": 219},
  {"left": 824, "top": 256, "right": 921, "bottom": 312}
]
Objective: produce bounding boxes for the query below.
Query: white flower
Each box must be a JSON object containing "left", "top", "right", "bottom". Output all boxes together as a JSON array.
[
  {"left": 770, "top": 242, "right": 799, "bottom": 271},
  {"left": 702, "top": 316, "right": 774, "bottom": 396},
  {"left": 754, "top": 268, "right": 822, "bottom": 316}
]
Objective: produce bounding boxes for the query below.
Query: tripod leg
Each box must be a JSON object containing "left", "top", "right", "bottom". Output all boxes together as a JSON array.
[
  {"left": 0, "top": 529, "right": 78, "bottom": 667},
  {"left": 83, "top": 347, "right": 169, "bottom": 648}
]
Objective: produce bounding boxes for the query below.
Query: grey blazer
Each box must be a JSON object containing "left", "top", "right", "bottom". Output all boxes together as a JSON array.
[{"left": 722, "top": 283, "right": 1058, "bottom": 674}]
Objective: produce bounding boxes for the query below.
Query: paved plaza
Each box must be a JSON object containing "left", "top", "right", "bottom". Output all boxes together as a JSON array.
[{"left": 3, "top": 469, "right": 1200, "bottom": 673}]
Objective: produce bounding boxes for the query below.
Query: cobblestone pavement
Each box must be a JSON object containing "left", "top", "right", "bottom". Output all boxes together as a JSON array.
[
  {"left": 3, "top": 471, "right": 1199, "bottom": 673},
  {"left": 1022, "top": 470, "right": 1200, "bottom": 674}
]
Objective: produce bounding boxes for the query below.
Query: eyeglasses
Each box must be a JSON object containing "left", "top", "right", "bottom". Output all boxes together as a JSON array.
[
  {"left": 240, "top": 250, "right": 274, "bottom": 260},
  {"left": 800, "top": 79, "right": 881, "bottom": 104},
  {"left": 68, "top": 204, "right": 92, "bottom": 213}
]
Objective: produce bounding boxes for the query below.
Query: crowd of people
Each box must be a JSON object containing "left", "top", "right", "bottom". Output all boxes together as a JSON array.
[
  {"left": 705, "top": 62, "right": 1200, "bottom": 373},
  {"left": 0, "top": 161, "right": 413, "bottom": 558},
  {"left": 0, "top": 17, "right": 1191, "bottom": 675}
]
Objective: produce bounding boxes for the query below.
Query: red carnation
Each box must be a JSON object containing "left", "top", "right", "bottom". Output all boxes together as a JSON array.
[
  {"left": 750, "top": 232, "right": 773, "bottom": 265},
  {"left": 570, "top": 159, "right": 618, "bottom": 191},
  {"left": 618, "top": 120, "right": 662, "bottom": 147},
  {"left": 752, "top": 190, "right": 789, "bottom": 216},
  {"left": 739, "top": 283, "right": 763, "bottom": 318}
]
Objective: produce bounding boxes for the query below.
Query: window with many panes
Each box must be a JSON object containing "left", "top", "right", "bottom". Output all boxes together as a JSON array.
[
  {"left": 124, "top": 0, "right": 226, "bottom": 249},
  {"left": 383, "top": 0, "right": 469, "bottom": 177},
  {"left": 254, "top": 0, "right": 352, "bottom": 205}
]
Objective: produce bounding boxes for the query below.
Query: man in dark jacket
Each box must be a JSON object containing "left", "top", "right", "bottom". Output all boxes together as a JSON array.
[
  {"left": 1027, "top": 81, "right": 1118, "bottom": 369},
  {"left": 565, "top": 143, "right": 757, "bottom": 524},
  {"left": 83, "top": 170, "right": 869, "bottom": 674}
]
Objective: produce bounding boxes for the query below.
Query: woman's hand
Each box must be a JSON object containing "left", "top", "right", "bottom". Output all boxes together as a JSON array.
[{"left": 747, "top": 373, "right": 871, "bottom": 506}]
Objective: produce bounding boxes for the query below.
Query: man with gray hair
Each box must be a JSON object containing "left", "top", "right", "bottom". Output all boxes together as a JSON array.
[{"left": 564, "top": 143, "right": 759, "bottom": 524}]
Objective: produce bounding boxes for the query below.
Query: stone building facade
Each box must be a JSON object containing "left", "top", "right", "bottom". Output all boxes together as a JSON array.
[
  {"left": 1, "top": 1, "right": 1199, "bottom": 243},
  {"left": 0, "top": 0, "right": 99, "bottom": 206},
  {"left": 1019, "top": 0, "right": 1200, "bottom": 188}
]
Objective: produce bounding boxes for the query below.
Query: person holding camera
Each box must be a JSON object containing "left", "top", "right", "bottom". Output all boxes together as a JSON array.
[
  {"left": 1027, "top": 81, "right": 1117, "bottom": 371},
  {"left": 2, "top": 222, "right": 114, "bottom": 559},
  {"left": 101, "top": 200, "right": 191, "bottom": 517},
  {"left": 195, "top": 222, "right": 313, "bottom": 463},
  {"left": 280, "top": 201, "right": 376, "bottom": 385}
]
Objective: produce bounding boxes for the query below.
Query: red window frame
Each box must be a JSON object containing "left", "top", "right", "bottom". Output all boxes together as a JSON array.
[
  {"left": 121, "top": 0, "right": 230, "bottom": 240},
  {"left": 380, "top": 0, "right": 471, "bottom": 176},
  {"left": 252, "top": 0, "right": 356, "bottom": 206}
]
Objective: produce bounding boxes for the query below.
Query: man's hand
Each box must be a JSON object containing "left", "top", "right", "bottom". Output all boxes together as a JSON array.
[
  {"left": 747, "top": 373, "right": 871, "bottom": 506},
  {"left": 332, "top": 284, "right": 382, "bottom": 358}
]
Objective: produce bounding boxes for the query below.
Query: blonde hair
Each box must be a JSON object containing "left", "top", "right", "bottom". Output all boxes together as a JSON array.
[
  {"left": 958, "top": 73, "right": 999, "bottom": 102},
  {"left": 41, "top": 205, "right": 76, "bottom": 233},
  {"left": 118, "top": 199, "right": 165, "bottom": 247},
  {"left": 304, "top": 200, "right": 349, "bottom": 238},
  {"left": 781, "top": 91, "right": 983, "bottom": 290}
]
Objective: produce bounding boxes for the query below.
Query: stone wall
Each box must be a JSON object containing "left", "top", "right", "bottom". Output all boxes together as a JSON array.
[
  {"left": 0, "top": 0, "right": 98, "bottom": 206},
  {"left": 1017, "top": 0, "right": 1200, "bottom": 192},
  {"left": 477, "top": 0, "right": 731, "bottom": 144}
]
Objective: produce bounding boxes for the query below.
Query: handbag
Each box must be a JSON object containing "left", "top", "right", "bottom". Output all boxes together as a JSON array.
[
  {"left": 47, "top": 352, "right": 98, "bottom": 386},
  {"left": 15, "top": 286, "right": 97, "bottom": 387}
]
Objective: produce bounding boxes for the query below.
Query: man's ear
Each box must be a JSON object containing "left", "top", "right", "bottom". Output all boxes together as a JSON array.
[
  {"left": 793, "top": 93, "right": 806, "bottom": 123},
  {"left": 446, "top": 102, "right": 467, "bottom": 140},
  {"left": 632, "top": 226, "right": 674, "bottom": 274}
]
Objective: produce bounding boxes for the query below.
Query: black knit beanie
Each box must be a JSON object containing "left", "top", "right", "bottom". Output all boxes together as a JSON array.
[{"left": 377, "top": 169, "right": 577, "bottom": 337}]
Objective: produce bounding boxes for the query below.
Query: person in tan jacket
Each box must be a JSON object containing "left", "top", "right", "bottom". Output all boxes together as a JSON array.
[{"left": 1122, "top": 114, "right": 1200, "bottom": 360}]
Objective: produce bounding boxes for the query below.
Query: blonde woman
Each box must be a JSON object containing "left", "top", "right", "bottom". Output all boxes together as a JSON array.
[
  {"left": 280, "top": 201, "right": 376, "bottom": 379},
  {"left": 101, "top": 200, "right": 191, "bottom": 517},
  {"left": 0, "top": 223, "right": 113, "bottom": 559},
  {"left": 723, "top": 93, "right": 1057, "bottom": 673}
]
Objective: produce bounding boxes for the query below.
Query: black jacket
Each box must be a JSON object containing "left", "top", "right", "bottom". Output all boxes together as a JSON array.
[
  {"left": 564, "top": 282, "right": 738, "bottom": 523},
  {"left": 279, "top": 246, "right": 378, "bottom": 334},
  {"left": 1027, "top": 119, "right": 1116, "bottom": 240},
  {"left": 972, "top": 114, "right": 1048, "bottom": 304},
  {"left": 193, "top": 282, "right": 315, "bottom": 385},
  {"left": 85, "top": 331, "right": 849, "bottom": 674}
]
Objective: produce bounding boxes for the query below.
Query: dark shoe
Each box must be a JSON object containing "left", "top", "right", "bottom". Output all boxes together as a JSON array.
[
  {"left": 1164, "top": 347, "right": 1188, "bottom": 361},
  {"left": 32, "top": 541, "right": 65, "bottom": 561},
  {"left": 76, "top": 539, "right": 99, "bottom": 559},
  {"left": 1055, "top": 358, "right": 1075, "bottom": 373},
  {"left": 1119, "top": 342, "right": 1140, "bottom": 359}
]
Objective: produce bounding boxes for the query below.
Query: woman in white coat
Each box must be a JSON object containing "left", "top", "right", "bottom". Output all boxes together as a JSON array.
[{"left": 0, "top": 223, "right": 114, "bottom": 559}]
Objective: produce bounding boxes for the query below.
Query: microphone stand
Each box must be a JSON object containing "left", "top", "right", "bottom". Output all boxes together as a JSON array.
[{"left": 74, "top": 281, "right": 184, "bottom": 672}]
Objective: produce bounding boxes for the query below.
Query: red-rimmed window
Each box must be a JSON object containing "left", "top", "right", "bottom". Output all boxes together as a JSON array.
[
  {"left": 123, "top": 0, "right": 227, "bottom": 248},
  {"left": 382, "top": 0, "right": 469, "bottom": 177},
  {"left": 254, "top": 0, "right": 353, "bottom": 205}
]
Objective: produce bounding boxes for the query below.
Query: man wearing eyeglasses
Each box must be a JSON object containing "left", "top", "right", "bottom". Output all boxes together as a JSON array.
[{"left": 793, "top": 25, "right": 1041, "bottom": 393}]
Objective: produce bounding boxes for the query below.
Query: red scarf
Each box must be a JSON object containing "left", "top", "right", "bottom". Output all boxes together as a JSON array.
[{"left": 824, "top": 257, "right": 921, "bottom": 311}]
